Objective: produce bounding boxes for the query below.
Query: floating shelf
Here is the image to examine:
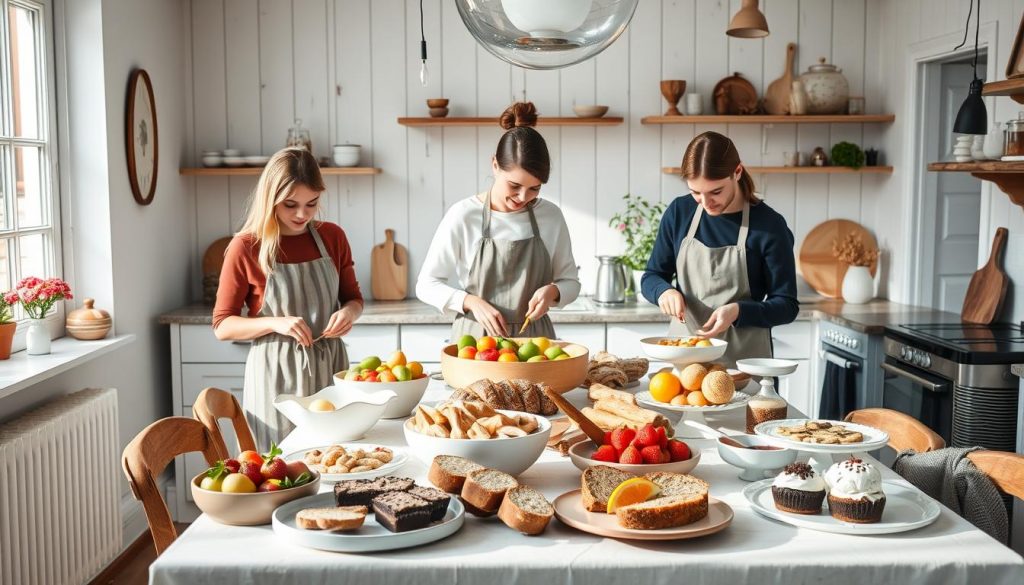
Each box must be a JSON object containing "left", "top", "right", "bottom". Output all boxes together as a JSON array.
[
  {"left": 397, "top": 116, "right": 623, "bottom": 127},
  {"left": 642, "top": 114, "right": 896, "bottom": 125},
  {"left": 928, "top": 161, "right": 1024, "bottom": 207},
  {"left": 180, "top": 167, "right": 382, "bottom": 176},
  {"left": 662, "top": 166, "right": 894, "bottom": 175},
  {"left": 981, "top": 79, "right": 1024, "bottom": 104}
]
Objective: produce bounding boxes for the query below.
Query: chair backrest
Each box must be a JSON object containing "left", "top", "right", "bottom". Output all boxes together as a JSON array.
[
  {"left": 844, "top": 408, "right": 945, "bottom": 453},
  {"left": 192, "top": 387, "right": 257, "bottom": 456},
  {"left": 966, "top": 450, "right": 1024, "bottom": 500},
  {"left": 122, "top": 417, "right": 225, "bottom": 555}
]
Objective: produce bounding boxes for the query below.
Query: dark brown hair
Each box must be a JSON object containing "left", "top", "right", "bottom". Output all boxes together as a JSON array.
[
  {"left": 681, "top": 131, "right": 760, "bottom": 204},
  {"left": 495, "top": 102, "right": 550, "bottom": 184}
]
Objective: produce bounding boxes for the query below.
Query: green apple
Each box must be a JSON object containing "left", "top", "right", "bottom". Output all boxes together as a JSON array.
[
  {"left": 199, "top": 475, "right": 223, "bottom": 492},
  {"left": 358, "top": 356, "right": 382, "bottom": 370},
  {"left": 221, "top": 473, "right": 257, "bottom": 493},
  {"left": 544, "top": 346, "right": 565, "bottom": 360},
  {"left": 457, "top": 334, "right": 477, "bottom": 350},
  {"left": 517, "top": 341, "right": 541, "bottom": 361},
  {"left": 497, "top": 338, "right": 519, "bottom": 352},
  {"left": 392, "top": 365, "right": 412, "bottom": 381},
  {"left": 527, "top": 355, "right": 548, "bottom": 363}
]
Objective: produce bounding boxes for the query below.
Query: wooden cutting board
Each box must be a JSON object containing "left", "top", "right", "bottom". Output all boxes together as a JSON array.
[
  {"left": 202, "top": 236, "right": 233, "bottom": 276},
  {"left": 798, "top": 220, "right": 878, "bottom": 298},
  {"left": 765, "top": 42, "right": 797, "bottom": 115},
  {"left": 961, "top": 227, "right": 1009, "bottom": 324},
  {"left": 370, "top": 228, "right": 408, "bottom": 300}
]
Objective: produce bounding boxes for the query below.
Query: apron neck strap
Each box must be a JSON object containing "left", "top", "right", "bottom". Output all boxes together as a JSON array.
[
  {"left": 737, "top": 202, "right": 750, "bottom": 248},
  {"left": 684, "top": 204, "right": 703, "bottom": 240},
  {"left": 526, "top": 203, "right": 541, "bottom": 238},
  {"left": 481, "top": 190, "right": 493, "bottom": 238},
  {"left": 308, "top": 223, "right": 330, "bottom": 258}
]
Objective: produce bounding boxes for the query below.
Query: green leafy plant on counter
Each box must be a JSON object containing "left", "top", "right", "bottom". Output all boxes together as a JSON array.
[
  {"left": 831, "top": 141, "right": 865, "bottom": 169},
  {"left": 609, "top": 195, "right": 667, "bottom": 292}
]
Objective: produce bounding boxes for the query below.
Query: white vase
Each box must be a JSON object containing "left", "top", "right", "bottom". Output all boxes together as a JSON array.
[
  {"left": 841, "top": 266, "right": 874, "bottom": 304},
  {"left": 26, "top": 318, "right": 50, "bottom": 355}
]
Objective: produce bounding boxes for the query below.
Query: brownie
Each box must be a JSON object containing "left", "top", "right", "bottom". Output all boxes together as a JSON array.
[
  {"left": 371, "top": 476, "right": 415, "bottom": 493},
  {"left": 333, "top": 479, "right": 380, "bottom": 507},
  {"left": 372, "top": 491, "right": 432, "bottom": 533},
  {"left": 409, "top": 485, "right": 451, "bottom": 521}
]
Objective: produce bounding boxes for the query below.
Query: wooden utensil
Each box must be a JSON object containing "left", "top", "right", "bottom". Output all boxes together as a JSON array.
[
  {"left": 202, "top": 236, "right": 232, "bottom": 276},
  {"left": 765, "top": 43, "right": 797, "bottom": 115},
  {"left": 542, "top": 387, "right": 606, "bottom": 446},
  {"left": 712, "top": 73, "right": 759, "bottom": 115},
  {"left": 370, "top": 229, "right": 408, "bottom": 300},
  {"left": 961, "top": 227, "right": 1009, "bottom": 324},
  {"left": 518, "top": 317, "right": 531, "bottom": 335},
  {"left": 798, "top": 220, "right": 878, "bottom": 298}
]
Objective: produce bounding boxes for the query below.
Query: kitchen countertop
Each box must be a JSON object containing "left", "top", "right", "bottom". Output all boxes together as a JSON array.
[{"left": 159, "top": 296, "right": 958, "bottom": 335}]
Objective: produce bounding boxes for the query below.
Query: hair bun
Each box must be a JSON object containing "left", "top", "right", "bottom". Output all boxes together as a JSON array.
[{"left": 499, "top": 102, "right": 539, "bottom": 130}]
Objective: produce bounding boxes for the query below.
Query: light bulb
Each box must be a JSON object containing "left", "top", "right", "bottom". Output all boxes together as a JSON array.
[{"left": 420, "top": 60, "right": 429, "bottom": 87}]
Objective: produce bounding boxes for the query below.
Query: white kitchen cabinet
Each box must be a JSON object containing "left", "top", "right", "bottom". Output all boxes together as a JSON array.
[
  {"left": 606, "top": 323, "right": 668, "bottom": 356},
  {"left": 772, "top": 321, "right": 814, "bottom": 360},
  {"left": 399, "top": 324, "right": 451, "bottom": 366},
  {"left": 778, "top": 359, "right": 813, "bottom": 417},
  {"left": 554, "top": 323, "right": 606, "bottom": 353},
  {"left": 181, "top": 363, "right": 245, "bottom": 405},
  {"left": 343, "top": 325, "right": 400, "bottom": 362}
]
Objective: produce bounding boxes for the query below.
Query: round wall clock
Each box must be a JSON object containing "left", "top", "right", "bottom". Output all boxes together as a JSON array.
[{"left": 126, "top": 69, "right": 158, "bottom": 205}]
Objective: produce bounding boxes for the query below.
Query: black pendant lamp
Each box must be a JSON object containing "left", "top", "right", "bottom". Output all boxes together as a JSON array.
[{"left": 953, "top": 0, "right": 987, "bottom": 135}]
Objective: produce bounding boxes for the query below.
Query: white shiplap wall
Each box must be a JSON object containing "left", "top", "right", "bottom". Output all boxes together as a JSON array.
[{"left": 185, "top": 0, "right": 889, "bottom": 299}]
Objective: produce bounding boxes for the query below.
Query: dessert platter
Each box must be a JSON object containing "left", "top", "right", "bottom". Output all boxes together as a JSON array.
[
  {"left": 755, "top": 419, "right": 890, "bottom": 471},
  {"left": 282, "top": 444, "right": 409, "bottom": 482}
]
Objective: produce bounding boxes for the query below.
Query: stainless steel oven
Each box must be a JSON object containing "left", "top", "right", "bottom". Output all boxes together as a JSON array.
[
  {"left": 817, "top": 321, "right": 884, "bottom": 420},
  {"left": 880, "top": 354, "right": 953, "bottom": 446}
]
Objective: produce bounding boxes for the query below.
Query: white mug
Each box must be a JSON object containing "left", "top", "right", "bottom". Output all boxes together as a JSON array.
[{"left": 685, "top": 93, "right": 703, "bottom": 116}]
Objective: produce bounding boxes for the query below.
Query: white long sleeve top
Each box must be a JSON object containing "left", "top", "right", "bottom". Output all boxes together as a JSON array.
[{"left": 415, "top": 195, "right": 581, "bottom": 317}]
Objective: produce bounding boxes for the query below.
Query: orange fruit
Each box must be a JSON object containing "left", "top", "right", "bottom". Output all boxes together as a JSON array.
[
  {"left": 686, "top": 390, "right": 709, "bottom": 406},
  {"left": 606, "top": 478, "right": 662, "bottom": 513},
  {"left": 408, "top": 362, "right": 423, "bottom": 378},
  {"left": 497, "top": 352, "right": 519, "bottom": 362},
  {"left": 458, "top": 346, "right": 477, "bottom": 360},
  {"left": 679, "top": 363, "right": 708, "bottom": 392},
  {"left": 648, "top": 372, "right": 682, "bottom": 403},
  {"left": 476, "top": 336, "right": 497, "bottom": 351}
]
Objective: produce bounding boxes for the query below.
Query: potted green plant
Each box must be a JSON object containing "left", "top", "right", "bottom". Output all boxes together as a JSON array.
[
  {"left": 0, "top": 290, "right": 19, "bottom": 360},
  {"left": 608, "top": 194, "right": 666, "bottom": 302}
]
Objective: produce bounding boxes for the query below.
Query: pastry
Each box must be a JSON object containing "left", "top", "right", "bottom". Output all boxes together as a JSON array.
[
  {"left": 428, "top": 455, "right": 485, "bottom": 493},
  {"left": 701, "top": 371, "right": 735, "bottom": 405},
  {"left": 498, "top": 485, "right": 553, "bottom": 535},
  {"left": 295, "top": 506, "right": 368, "bottom": 531},
  {"left": 580, "top": 465, "right": 634, "bottom": 512},
  {"left": 824, "top": 457, "right": 886, "bottom": 523},
  {"left": 408, "top": 485, "right": 452, "bottom": 521},
  {"left": 371, "top": 491, "right": 433, "bottom": 533},
  {"left": 777, "top": 421, "right": 864, "bottom": 444},
  {"left": 461, "top": 468, "right": 518, "bottom": 513},
  {"left": 771, "top": 462, "right": 826, "bottom": 514}
]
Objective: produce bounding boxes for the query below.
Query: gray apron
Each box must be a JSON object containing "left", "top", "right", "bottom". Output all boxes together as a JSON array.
[
  {"left": 451, "top": 193, "right": 558, "bottom": 340},
  {"left": 668, "top": 202, "right": 773, "bottom": 368},
  {"left": 243, "top": 224, "right": 349, "bottom": 447}
]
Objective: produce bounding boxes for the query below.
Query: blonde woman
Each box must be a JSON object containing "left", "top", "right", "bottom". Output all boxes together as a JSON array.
[{"left": 214, "top": 147, "right": 363, "bottom": 445}]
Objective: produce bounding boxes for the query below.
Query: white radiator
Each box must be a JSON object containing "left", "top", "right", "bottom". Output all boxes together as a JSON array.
[{"left": 0, "top": 388, "right": 121, "bottom": 585}]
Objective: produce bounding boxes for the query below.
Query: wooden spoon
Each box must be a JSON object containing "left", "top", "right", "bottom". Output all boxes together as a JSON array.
[{"left": 542, "top": 387, "right": 606, "bottom": 446}]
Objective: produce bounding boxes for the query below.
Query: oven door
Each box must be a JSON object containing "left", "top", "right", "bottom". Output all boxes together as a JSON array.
[
  {"left": 817, "top": 344, "right": 863, "bottom": 420},
  {"left": 880, "top": 357, "right": 953, "bottom": 446}
]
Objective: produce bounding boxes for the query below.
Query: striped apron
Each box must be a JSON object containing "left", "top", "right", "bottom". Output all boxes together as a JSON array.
[{"left": 243, "top": 224, "right": 349, "bottom": 447}]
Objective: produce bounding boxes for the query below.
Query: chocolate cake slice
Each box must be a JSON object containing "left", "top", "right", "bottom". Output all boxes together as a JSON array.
[
  {"left": 333, "top": 479, "right": 381, "bottom": 507},
  {"left": 371, "top": 491, "right": 432, "bottom": 533},
  {"left": 408, "top": 485, "right": 451, "bottom": 521}
]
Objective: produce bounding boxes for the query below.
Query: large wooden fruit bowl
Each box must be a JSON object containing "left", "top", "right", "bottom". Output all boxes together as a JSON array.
[{"left": 440, "top": 339, "right": 589, "bottom": 394}]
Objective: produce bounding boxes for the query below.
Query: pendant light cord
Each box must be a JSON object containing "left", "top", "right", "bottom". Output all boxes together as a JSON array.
[
  {"left": 953, "top": 0, "right": 981, "bottom": 79},
  {"left": 420, "top": 0, "right": 427, "bottom": 63}
]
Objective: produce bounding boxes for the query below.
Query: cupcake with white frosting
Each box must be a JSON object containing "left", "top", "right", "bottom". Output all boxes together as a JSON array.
[
  {"left": 771, "top": 462, "right": 826, "bottom": 514},
  {"left": 824, "top": 457, "right": 886, "bottom": 523}
]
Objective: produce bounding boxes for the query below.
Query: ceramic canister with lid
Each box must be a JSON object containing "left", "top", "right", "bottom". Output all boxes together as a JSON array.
[
  {"left": 798, "top": 57, "right": 850, "bottom": 114},
  {"left": 66, "top": 298, "right": 112, "bottom": 340}
]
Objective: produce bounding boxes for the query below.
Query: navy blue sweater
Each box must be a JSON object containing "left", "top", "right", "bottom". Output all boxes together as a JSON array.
[{"left": 641, "top": 195, "right": 799, "bottom": 329}]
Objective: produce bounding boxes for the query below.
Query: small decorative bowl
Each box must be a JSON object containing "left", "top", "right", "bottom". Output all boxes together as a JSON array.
[
  {"left": 333, "top": 373, "right": 430, "bottom": 419},
  {"left": 273, "top": 385, "right": 396, "bottom": 444},
  {"left": 429, "top": 107, "right": 450, "bottom": 118},
  {"left": 572, "top": 104, "right": 609, "bottom": 118},
  {"left": 568, "top": 441, "right": 701, "bottom": 475},
  {"left": 191, "top": 471, "right": 320, "bottom": 525},
  {"left": 716, "top": 435, "right": 797, "bottom": 481},
  {"left": 66, "top": 298, "right": 112, "bottom": 340},
  {"left": 426, "top": 98, "right": 449, "bottom": 108}
]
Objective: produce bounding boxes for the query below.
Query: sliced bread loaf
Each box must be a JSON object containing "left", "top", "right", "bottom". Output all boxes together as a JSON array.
[
  {"left": 428, "top": 455, "right": 485, "bottom": 493},
  {"left": 461, "top": 468, "right": 519, "bottom": 513},
  {"left": 295, "top": 506, "right": 368, "bottom": 531},
  {"left": 615, "top": 492, "right": 709, "bottom": 530},
  {"left": 643, "top": 472, "right": 709, "bottom": 498},
  {"left": 581, "top": 465, "right": 635, "bottom": 513},
  {"left": 498, "top": 485, "right": 553, "bottom": 535}
]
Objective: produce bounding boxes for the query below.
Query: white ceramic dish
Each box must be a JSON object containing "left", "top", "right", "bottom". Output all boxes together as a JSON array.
[
  {"left": 754, "top": 418, "right": 889, "bottom": 454},
  {"left": 743, "top": 479, "right": 941, "bottom": 535},
  {"left": 735, "top": 358, "right": 799, "bottom": 377},
  {"left": 553, "top": 490, "right": 734, "bottom": 541},
  {"left": 333, "top": 373, "right": 430, "bottom": 419},
  {"left": 244, "top": 155, "right": 271, "bottom": 166},
  {"left": 222, "top": 156, "right": 245, "bottom": 167},
  {"left": 272, "top": 492, "right": 465, "bottom": 552},
  {"left": 640, "top": 337, "right": 727, "bottom": 365},
  {"left": 281, "top": 444, "right": 408, "bottom": 483},
  {"left": 572, "top": 104, "right": 609, "bottom": 118},
  {"left": 715, "top": 435, "right": 797, "bottom": 481},
  {"left": 567, "top": 440, "right": 701, "bottom": 475},
  {"left": 403, "top": 409, "right": 551, "bottom": 476},
  {"left": 273, "top": 385, "right": 396, "bottom": 444}
]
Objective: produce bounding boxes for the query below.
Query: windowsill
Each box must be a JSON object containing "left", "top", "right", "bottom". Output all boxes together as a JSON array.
[{"left": 0, "top": 334, "right": 135, "bottom": 401}]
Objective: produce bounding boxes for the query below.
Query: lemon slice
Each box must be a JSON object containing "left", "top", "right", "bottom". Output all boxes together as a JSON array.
[{"left": 606, "top": 478, "right": 661, "bottom": 514}]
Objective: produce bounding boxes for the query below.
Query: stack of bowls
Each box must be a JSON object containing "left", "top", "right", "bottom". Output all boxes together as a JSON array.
[
  {"left": 427, "top": 98, "right": 449, "bottom": 118},
  {"left": 332, "top": 144, "right": 361, "bottom": 167},
  {"left": 222, "top": 149, "right": 245, "bottom": 167}
]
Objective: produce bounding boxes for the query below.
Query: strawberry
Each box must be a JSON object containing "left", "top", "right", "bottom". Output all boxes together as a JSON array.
[
  {"left": 640, "top": 445, "right": 663, "bottom": 465},
  {"left": 667, "top": 439, "right": 691, "bottom": 462},
  {"left": 656, "top": 426, "right": 668, "bottom": 448},
  {"left": 239, "top": 462, "right": 263, "bottom": 487},
  {"left": 258, "top": 479, "right": 282, "bottom": 492},
  {"left": 592, "top": 444, "right": 618, "bottom": 462},
  {"left": 261, "top": 457, "right": 288, "bottom": 481},
  {"left": 603, "top": 431, "right": 614, "bottom": 446},
  {"left": 610, "top": 428, "right": 637, "bottom": 452},
  {"left": 660, "top": 448, "right": 672, "bottom": 463},
  {"left": 224, "top": 458, "right": 241, "bottom": 474},
  {"left": 619, "top": 445, "right": 643, "bottom": 465},
  {"left": 633, "top": 424, "right": 659, "bottom": 448}
]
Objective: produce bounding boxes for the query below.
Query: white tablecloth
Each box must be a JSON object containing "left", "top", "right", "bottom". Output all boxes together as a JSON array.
[{"left": 151, "top": 381, "right": 1024, "bottom": 585}]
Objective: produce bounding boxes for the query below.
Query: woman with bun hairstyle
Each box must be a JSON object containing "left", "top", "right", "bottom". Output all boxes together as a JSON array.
[
  {"left": 417, "top": 102, "right": 580, "bottom": 340},
  {"left": 642, "top": 131, "right": 798, "bottom": 367},
  {"left": 213, "top": 147, "right": 364, "bottom": 445}
]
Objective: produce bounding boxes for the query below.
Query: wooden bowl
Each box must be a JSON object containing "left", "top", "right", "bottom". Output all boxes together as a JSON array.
[
  {"left": 439, "top": 339, "right": 589, "bottom": 393},
  {"left": 426, "top": 98, "right": 449, "bottom": 108},
  {"left": 429, "top": 107, "right": 449, "bottom": 118},
  {"left": 572, "top": 104, "right": 609, "bottom": 118}
]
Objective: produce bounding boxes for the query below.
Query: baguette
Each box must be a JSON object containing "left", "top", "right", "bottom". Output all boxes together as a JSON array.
[
  {"left": 295, "top": 506, "right": 368, "bottom": 531},
  {"left": 594, "top": 398, "right": 665, "bottom": 426},
  {"left": 498, "top": 486, "right": 553, "bottom": 535},
  {"left": 461, "top": 468, "right": 518, "bottom": 513},
  {"left": 588, "top": 384, "right": 637, "bottom": 405},
  {"left": 428, "top": 455, "right": 485, "bottom": 493}
]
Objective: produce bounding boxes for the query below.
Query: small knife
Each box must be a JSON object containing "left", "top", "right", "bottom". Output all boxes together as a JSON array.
[{"left": 517, "top": 316, "right": 531, "bottom": 336}]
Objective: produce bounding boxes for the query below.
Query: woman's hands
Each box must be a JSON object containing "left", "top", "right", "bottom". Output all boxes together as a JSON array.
[
  {"left": 697, "top": 303, "right": 739, "bottom": 337},
  {"left": 657, "top": 289, "right": 687, "bottom": 322},
  {"left": 270, "top": 316, "right": 314, "bottom": 347},
  {"left": 321, "top": 304, "right": 359, "bottom": 339},
  {"left": 463, "top": 294, "right": 509, "bottom": 337},
  {"left": 525, "top": 284, "right": 559, "bottom": 322}
]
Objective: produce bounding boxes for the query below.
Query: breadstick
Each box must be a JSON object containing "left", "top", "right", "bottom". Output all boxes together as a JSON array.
[
  {"left": 594, "top": 398, "right": 664, "bottom": 426},
  {"left": 587, "top": 384, "right": 637, "bottom": 405}
]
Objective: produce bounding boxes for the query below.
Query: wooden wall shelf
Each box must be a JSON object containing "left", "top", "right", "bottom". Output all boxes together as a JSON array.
[
  {"left": 662, "top": 166, "right": 894, "bottom": 175},
  {"left": 180, "top": 167, "right": 382, "bottom": 176},
  {"left": 981, "top": 79, "right": 1024, "bottom": 104},
  {"left": 642, "top": 114, "right": 896, "bottom": 125},
  {"left": 397, "top": 116, "right": 623, "bottom": 127},
  {"left": 928, "top": 161, "right": 1024, "bottom": 207}
]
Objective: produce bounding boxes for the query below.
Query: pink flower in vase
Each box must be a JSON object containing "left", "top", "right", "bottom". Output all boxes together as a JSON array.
[{"left": 617, "top": 223, "right": 626, "bottom": 232}]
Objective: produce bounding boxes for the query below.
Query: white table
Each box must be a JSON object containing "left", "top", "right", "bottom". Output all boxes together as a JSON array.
[{"left": 151, "top": 380, "right": 1024, "bottom": 585}]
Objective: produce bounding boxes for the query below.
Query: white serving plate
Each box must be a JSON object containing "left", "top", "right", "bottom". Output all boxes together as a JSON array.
[
  {"left": 640, "top": 336, "right": 727, "bottom": 365},
  {"left": 735, "top": 358, "right": 799, "bottom": 377},
  {"left": 743, "top": 479, "right": 941, "bottom": 535},
  {"left": 272, "top": 492, "right": 465, "bottom": 552},
  {"left": 753, "top": 418, "right": 889, "bottom": 454},
  {"left": 281, "top": 444, "right": 408, "bottom": 483}
]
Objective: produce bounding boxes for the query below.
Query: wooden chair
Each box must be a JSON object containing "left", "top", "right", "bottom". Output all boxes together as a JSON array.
[
  {"left": 192, "top": 387, "right": 257, "bottom": 456},
  {"left": 122, "top": 417, "right": 225, "bottom": 555},
  {"left": 966, "top": 451, "right": 1024, "bottom": 500},
  {"left": 844, "top": 408, "right": 946, "bottom": 453}
]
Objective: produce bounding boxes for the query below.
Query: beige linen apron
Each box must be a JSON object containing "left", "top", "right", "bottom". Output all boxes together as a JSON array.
[
  {"left": 452, "top": 193, "right": 558, "bottom": 340},
  {"left": 243, "top": 224, "right": 349, "bottom": 447},
  {"left": 668, "top": 202, "right": 773, "bottom": 368}
]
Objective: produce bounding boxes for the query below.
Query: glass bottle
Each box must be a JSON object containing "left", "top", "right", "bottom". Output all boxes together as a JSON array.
[
  {"left": 287, "top": 119, "right": 313, "bottom": 152},
  {"left": 746, "top": 377, "right": 789, "bottom": 433},
  {"left": 1003, "top": 112, "right": 1024, "bottom": 157}
]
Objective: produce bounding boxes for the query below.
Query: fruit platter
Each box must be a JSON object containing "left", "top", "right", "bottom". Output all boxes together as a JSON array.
[
  {"left": 334, "top": 350, "right": 430, "bottom": 419},
  {"left": 440, "top": 335, "right": 589, "bottom": 393}
]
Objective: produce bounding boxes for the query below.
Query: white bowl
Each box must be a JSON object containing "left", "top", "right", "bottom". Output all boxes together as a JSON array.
[
  {"left": 402, "top": 409, "right": 551, "bottom": 477},
  {"left": 640, "top": 337, "right": 728, "bottom": 365},
  {"left": 502, "top": 0, "right": 590, "bottom": 36},
  {"left": 223, "top": 156, "right": 246, "bottom": 167},
  {"left": 244, "top": 155, "right": 271, "bottom": 166},
  {"left": 572, "top": 104, "right": 609, "bottom": 118},
  {"left": 333, "top": 373, "right": 430, "bottom": 419},
  {"left": 222, "top": 148, "right": 242, "bottom": 157},
  {"left": 273, "top": 385, "right": 396, "bottom": 444},
  {"left": 202, "top": 155, "right": 223, "bottom": 167},
  {"left": 332, "top": 152, "right": 360, "bottom": 167},
  {"left": 716, "top": 435, "right": 797, "bottom": 481},
  {"left": 735, "top": 358, "right": 799, "bottom": 377},
  {"left": 567, "top": 441, "right": 701, "bottom": 475}
]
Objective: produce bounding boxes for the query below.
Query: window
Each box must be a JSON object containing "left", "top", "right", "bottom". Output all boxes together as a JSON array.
[{"left": 0, "top": 0, "right": 60, "bottom": 323}]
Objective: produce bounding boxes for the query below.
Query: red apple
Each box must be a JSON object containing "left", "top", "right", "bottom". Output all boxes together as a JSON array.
[
  {"left": 224, "top": 458, "right": 241, "bottom": 474},
  {"left": 475, "top": 348, "right": 500, "bottom": 361},
  {"left": 285, "top": 460, "right": 310, "bottom": 482},
  {"left": 258, "top": 479, "right": 282, "bottom": 492}
]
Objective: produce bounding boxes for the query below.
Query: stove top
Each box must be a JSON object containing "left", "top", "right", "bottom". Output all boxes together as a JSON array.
[{"left": 884, "top": 323, "right": 1024, "bottom": 364}]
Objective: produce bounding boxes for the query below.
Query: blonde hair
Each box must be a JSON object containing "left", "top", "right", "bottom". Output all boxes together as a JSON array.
[{"left": 237, "top": 147, "right": 326, "bottom": 276}]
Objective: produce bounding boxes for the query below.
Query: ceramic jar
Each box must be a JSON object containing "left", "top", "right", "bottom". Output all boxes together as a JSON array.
[
  {"left": 26, "top": 318, "right": 50, "bottom": 355},
  {"left": 66, "top": 298, "right": 112, "bottom": 340},
  {"left": 798, "top": 58, "right": 850, "bottom": 114},
  {"left": 789, "top": 80, "right": 809, "bottom": 115},
  {"left": 841, "top": 265, "right": 874, "bottom": 304}
]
